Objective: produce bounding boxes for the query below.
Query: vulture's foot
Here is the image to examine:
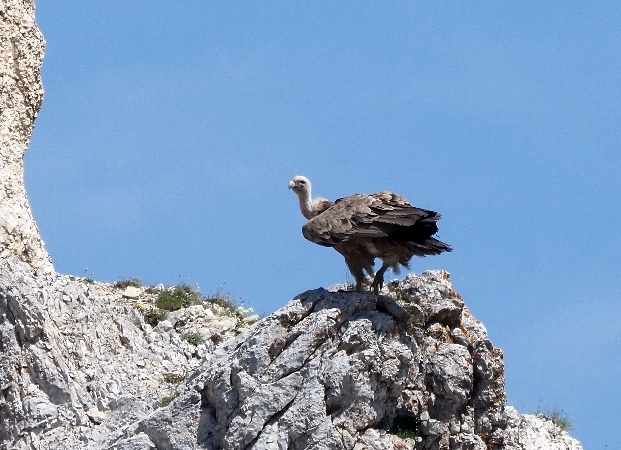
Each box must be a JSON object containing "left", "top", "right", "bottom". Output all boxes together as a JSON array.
[
  {"left": 370, "top": 265, "right": 389, "bottom": 295},
  {"left": 370, "top": 275, "right": 384, "bottom": 295}
]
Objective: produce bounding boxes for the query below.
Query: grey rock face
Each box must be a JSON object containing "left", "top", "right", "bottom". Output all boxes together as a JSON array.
[
  {"left": 0, "top": 0, "right": 53, "bottom": 272},
  {"left": 504, "top": 407, "right": 582, "bottom": 450},
  {"left": 0, "top": 256, "right": 583, "bottom": 449},
  {"left": 0, "top": 257, "right": 242, "bottom": 450},
  {"left": 132, "top": 271, "right": 583, "bottom": 450}
]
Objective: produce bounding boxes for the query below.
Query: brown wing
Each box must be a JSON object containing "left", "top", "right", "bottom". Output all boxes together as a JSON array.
[{"left": 302, "top": 192, "right": 441, "bottom": 247}]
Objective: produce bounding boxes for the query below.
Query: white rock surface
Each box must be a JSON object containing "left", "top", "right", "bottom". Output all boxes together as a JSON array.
[
  {"left": 130, "top": 272, "right": 584, "bottom": 450},
  {"left": 0, "top": 261, "right": 584, "bottom": 450},
  {"left": 0, "top": 0, "right": 53, "bottom": 272},
  {"left": 122, "top": 286, "right": 142, "bottom": 299},
  {"left": 504, "top": 407, "right": 583, "bottom": 450},
  {"left": 0, "top": 257, "right": 243, "bottom": 449}
]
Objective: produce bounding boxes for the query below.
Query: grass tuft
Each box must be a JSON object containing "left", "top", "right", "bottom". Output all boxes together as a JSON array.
[
  {"left": 344, "top": 282, "right": 357, "bottom": 292},
  {"left": 536, "top": 407, "right": 573, "bottom": 432},
  {"left": 159, "top": 394, "right": 177, "bottom": 407},
  {"left": 207, "top": 292, "right": 237, "bottom": 312},
  {"left": 205, "top": 290, "right": 259, "bottom": 332}
]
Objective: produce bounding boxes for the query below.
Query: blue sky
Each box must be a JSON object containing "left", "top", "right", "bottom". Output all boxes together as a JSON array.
[{"left": 26, "top": 2, "right": 620, "bottom": 447}]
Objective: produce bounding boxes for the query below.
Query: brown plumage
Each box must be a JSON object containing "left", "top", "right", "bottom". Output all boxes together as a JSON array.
[{"left": 289, "top": 176, "right": 452, "bottom": 294}]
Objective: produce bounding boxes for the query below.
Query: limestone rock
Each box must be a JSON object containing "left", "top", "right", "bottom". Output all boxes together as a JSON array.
[
  {"left": 0, "top": 0, "right": 52, "bottom": 272},
  {"left": 109, "top": 433, "right": 156, "bottom": 450},
  {"left": 0, "top": 255, "right": 584, "bottom": 449},
  {"left": 504, "top": 407, "right": 583, "bottom": 450},
  {"left": 0, "top": 256, "right": 244, "bottom": 450},
  {"left": 130, "top": 271, "right": 584, "bottom": 450},
  {"left": 86, "top": 408, "right": 109, "bottom": 424},
  {"left": 122, "top": 286, "right": 142, "bottom": 299}
]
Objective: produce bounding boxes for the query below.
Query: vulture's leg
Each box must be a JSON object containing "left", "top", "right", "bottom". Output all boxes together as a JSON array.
[
  {"left": 343, "top": 257, "right": 366, "bottom": 293},
  {"left": 371, "top": 263, "right": 390, "bottom": 295}
]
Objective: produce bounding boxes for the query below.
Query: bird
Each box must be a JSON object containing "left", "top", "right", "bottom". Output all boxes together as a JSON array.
[
  {"left": 289, "top": 175, "right": 451, "bottom": 294},
  {"left": 288, "top": 175, "right": 333, "bottom": 219}
]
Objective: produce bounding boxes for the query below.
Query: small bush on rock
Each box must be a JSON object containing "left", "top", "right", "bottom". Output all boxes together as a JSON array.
[
  {"left": 143, "top": 308, "right": 166, "bottom": 326},
  {"left": 163, "top": 373, "right": 186, "bottom": 384},
  {"left": 144, "top": 285, "right": 161, "bottom": 294},
  {"left": 182, "top": 332, "right": 204, "bottom": 346},
  {"left": 114, "top": 278, "right": 142, "bottom": 289},
  {"left": 206, "top": 291, "right": 259, "bottom": 330},
  {"left": 207, "top": 292, "right": 237, "bottom": 313},
  {"left": 156, "top": 283, "right": 202, "bottom": 311},
  {"left": 144, "top": 283, "right": 258, "bottom": 331}
]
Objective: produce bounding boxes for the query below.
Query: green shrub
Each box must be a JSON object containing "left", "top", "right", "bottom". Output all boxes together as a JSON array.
[
  {"left": 182, "top": 332, "right": 204, "bottom": 346},
  {"left": 147, "top": 283, "right": 259, "bottom": 333},
  {"left": 114, "top": 278, "right": 142, "bottom": 289},
  {"left": 156, "top": 283, "right": 202, "bottom": 311},
  {"left": 143, "top": 308, "right": 166, "bottom": 326}
]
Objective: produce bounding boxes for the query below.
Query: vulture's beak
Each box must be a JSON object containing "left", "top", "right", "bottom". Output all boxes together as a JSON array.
[{"left": 288, "top": 180, "right": 295, "bottom": 190}]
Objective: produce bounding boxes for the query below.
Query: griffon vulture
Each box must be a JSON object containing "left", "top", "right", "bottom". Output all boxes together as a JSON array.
[{"left": 289, "top": 175, "right": 451, "bottom": 294}]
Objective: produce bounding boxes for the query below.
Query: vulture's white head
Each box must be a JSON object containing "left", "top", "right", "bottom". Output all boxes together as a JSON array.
[
  {"left": 289, "top": 175, "right": 317, "bottom": 220},
  {"left": 289, "top": 175, "right": 333, "bottom": 219},
  {"left": 288, "top": 175, "right": 311, "bottom": 199}
]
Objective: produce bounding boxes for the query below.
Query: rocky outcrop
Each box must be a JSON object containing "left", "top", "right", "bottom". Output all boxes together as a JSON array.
[
  {"left": 504, "top": 407, "right": 582, "bottom": 450},
  {"left": 0, "top": 257, "right": 248, "bottom": 450},
  {"left": 0, "top": 0, "right": 52, "bottom": 272},
  {"left": 0, "top": 259, "right": 584, "bottom": 449},
  {"left": 126, "top": 272, "right": 583, "bottom": 450}
]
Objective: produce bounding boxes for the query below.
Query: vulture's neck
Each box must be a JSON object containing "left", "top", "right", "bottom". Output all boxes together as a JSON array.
[{"left": 298, "top": 192, "right": 314, "bottom": 220}]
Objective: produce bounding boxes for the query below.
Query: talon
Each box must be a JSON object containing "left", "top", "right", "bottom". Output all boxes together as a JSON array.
[
  {"left": 370, "top": 265, "right": 389, "bottom": 295},
  {"left": 370, "top": 274, "right": 384, "bottom": 295}
]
